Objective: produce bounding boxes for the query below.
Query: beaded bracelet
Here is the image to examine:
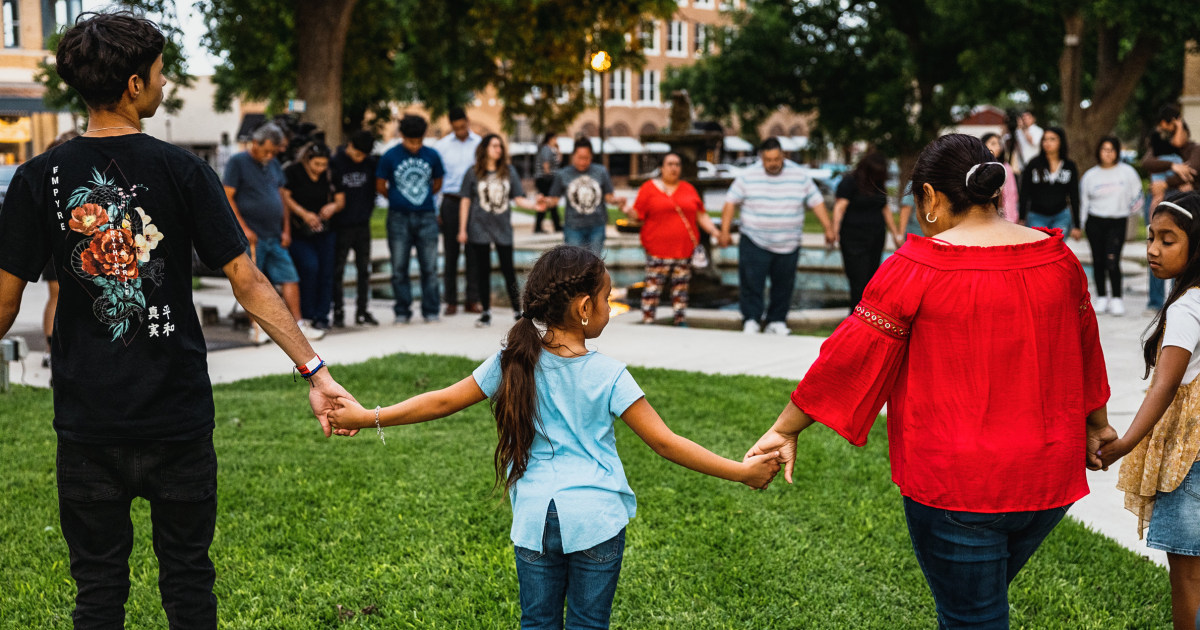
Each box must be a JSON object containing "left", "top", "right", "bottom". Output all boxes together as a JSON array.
[{"left": 374, "top": 405, "right": 386, "bottom": 444}]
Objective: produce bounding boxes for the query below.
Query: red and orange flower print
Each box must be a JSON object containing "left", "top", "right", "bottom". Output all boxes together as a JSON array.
[
  {"left": 80, "top": 227, "right": 139, "bottom": 282},
  {"left": 68, "top": 203, "right": 108, "bottom": 236}
]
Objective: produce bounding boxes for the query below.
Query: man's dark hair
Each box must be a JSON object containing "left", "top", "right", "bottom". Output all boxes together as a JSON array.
[
  {"left": 399, "top": 114, "right": 428, "bottom": 139},
  {"left": 56, "top": 11, "right": 165, "bottom": 110},
  {"left": 349, "top": 130, "right": 374, "bottom": 154},
  {"left": 1159, "top": 105, "right": 1182, "bottom": 123},
  {"left": 448, "top": 107, "right": 467, "bottom": 123},
  {"left": 759, "top": 137, "right": 782, "bottom": 153},
  {"left": 571, "top": 136, "right": 594, "bottom": 155}
]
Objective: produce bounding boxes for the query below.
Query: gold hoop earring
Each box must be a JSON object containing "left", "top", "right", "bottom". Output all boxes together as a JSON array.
[
  {"left": 925, "top": 212, "right": 936, "bottom": 223},
  {"left": 582, "top": 318, "right": 589, "bottom": 326}
]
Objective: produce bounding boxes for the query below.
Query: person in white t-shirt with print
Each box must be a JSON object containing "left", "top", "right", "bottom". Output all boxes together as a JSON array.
[{"left": 718, "top": 137, "right": 834, "bottom": 335}]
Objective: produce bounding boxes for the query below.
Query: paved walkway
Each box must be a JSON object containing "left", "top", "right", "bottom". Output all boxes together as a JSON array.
[{"left": 2, "top": 211, "right": 1167, "bottom": 566}]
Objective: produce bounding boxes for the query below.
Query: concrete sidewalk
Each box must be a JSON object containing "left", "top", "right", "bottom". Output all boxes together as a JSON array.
[{"left": 2, "top": 222, "right": 1167, "bottom": 566}]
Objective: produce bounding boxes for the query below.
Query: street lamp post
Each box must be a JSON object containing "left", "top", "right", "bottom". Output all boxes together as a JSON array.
[{"left": 590, "top": 50, "right": 611, "bottom": 162}]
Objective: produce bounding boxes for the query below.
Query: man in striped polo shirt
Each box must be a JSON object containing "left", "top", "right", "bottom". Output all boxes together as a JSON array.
[{"left": 718, "top": 137, "right": 833, "bottom": 335}]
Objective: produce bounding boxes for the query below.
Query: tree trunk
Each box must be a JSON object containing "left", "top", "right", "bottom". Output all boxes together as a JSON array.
[
  {"left": 1059, "top": 11, "right": 1158, "bottom": 172},
  {"left": 294, "top": 0, "right": 358, "bottom": 148}
]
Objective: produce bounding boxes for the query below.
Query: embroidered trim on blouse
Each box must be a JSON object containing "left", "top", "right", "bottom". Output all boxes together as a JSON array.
[
  {"left": 853, "top": 303, "right": 910, "bottom": 340},
  {"left": 1079, "top": 298, "right": 1091, "bottom": 314}
]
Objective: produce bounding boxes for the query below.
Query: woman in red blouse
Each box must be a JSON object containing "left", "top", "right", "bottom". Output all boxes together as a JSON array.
[
  {"left": 745, "top": 134, "right": 1117, "bottom": 627},
  {"left": 625, "top": 153, "right": 719, "bottom": 325}
]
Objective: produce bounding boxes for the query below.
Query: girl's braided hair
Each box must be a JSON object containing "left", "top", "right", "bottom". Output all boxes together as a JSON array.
[{"left": 491, "top": 245, "right": 607, "bottom": 492}]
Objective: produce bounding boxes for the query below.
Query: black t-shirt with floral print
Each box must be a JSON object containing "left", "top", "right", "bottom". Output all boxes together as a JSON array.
[{"left": 0, "top": 134, "right": 247, "bottom": 443}]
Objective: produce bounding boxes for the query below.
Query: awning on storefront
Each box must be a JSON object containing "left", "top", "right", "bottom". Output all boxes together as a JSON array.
[
  {"left": 508, "top": 141, "right": 538, "bottom": 156},
  {"left": 642, "top": 141, "right": 671, "bottom": 153},
  {"left": 723, "top": 135, "right": 754, "bottom": 152}
]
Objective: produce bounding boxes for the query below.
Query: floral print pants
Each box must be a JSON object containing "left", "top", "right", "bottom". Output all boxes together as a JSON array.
[{"left": 641, "top": 257, "right": 692, "bottom": 324}]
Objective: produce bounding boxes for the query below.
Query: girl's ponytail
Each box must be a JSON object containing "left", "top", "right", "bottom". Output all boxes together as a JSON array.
[
  {"left": 492, "top": 315, "right": 543, "bottom": 493},
  {"left": 490, "top": 245, "right": 606, "bottom": 492},
  {"left": 1143, "top": 192, "right": 1200, "bottom": 377}
]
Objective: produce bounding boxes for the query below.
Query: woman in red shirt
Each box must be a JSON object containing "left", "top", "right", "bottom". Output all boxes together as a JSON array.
[
  {"left": 746, "top": 134, "right": 1116, "bottom": 627},
  {"left": 626, "top": 153, "right": 719, "bottom": 325}
]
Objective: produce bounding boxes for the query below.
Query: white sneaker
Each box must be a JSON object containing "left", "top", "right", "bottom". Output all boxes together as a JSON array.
[
  {"left": 297, "top": 320, "right": 326, "bottom": 340},
  {"left": 764, "top": 321, "right": 791, "bottom": 336},
  {"left": 1093, "top": 297, "right": 1108, "bottom": 313},
  {"left": 743, "top": 320, "right": 761, "bottom": 334},
  {"left": 1108, "top": 298, "right": 1125, "bottom": 317}
]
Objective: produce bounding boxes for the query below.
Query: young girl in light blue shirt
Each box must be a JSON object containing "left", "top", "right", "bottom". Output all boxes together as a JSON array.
[{"left": 330, "top": 245, "right": 782, "bottom": 629}]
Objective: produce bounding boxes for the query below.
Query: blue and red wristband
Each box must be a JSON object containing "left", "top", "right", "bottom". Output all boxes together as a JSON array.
[{"left": 296, "top": 355, "right": 326, "bottom": 379}]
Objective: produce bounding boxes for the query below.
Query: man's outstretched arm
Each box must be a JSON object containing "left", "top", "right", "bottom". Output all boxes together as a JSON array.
[
  {"left": 0, "top": 268, "right": 27, "bottom": 338},
  {"left": 221, "top": 253, "right": 357, "bottom": 436}
]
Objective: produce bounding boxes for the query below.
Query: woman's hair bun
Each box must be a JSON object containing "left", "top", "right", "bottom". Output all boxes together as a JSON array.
[{"left": 963, "top": 162, "right": 1005, "bottom": 204}]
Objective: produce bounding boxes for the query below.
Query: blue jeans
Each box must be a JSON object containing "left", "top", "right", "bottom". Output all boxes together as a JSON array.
[
  {"left": 253, "top": 237, "right": 300, "bottom": 284},
  {"left": 289, "top": 230, "right": 337, "bottom": 326},
  {"left": 57, "top": 436, "right": 218, "bottom": 629},
  {"left": 514, "top": 501, "right": 625, "bottom": 629},
  {"left": 386, "top": 211, "right": 440, "bottom": 319},
  {"left": 563, "top": 224, "right": 606, "bottom": 256},
  {"left": 903, "top": 497, "right": 1070, "bottom": 629},
  {"left": 738, "top": 236, "right": 799, "bottom": 324},
  {"left": 1025, "top": 207, "right": 1073, "bottom": 233},
  {"left": 1146, "top": 192, "right": 1165, "bottom": 309}
]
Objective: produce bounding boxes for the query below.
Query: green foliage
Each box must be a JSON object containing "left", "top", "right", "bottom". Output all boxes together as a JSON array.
[
  {"left": 0, "top": 354, "right": 1171, "bottom": 627},
  {"left": 201, "top": 0, "right": 676, "bottom": 134},
  {"left": 34, "top": 1, "right": 193, "bottom": 122}
]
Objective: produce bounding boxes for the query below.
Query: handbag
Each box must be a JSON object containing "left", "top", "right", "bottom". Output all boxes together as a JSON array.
[{"left": 672, "top": 203, "right": 708, "bottom": 268}]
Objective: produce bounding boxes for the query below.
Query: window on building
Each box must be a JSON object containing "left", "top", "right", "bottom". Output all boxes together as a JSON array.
[
  {"left": 676, "top": 0, "right": 688, "bottom": 7},
  {"left": 667, "top": 20, "right": 687, "bottom": 57},
  {"left": 694, "top": 23, "right": 708, "bottom": 55},
  {"left": 719, "top": 0, "right": 736, "bottom": 10},
  {"left": 608, "top": 69, "right": 632, "bottom": 104},
  {"left": 583, "top": 71, "right": 602, "bottom": 100},
  {"left": 694, "top": 0, "right": 715, "bottom": 8},
  {"left": 639, "top": 70, "right": 660, "bottom": 105},
  {"left": 640, "top": 20, "right": 660, "bottom": 55},
  {"left": 3, "top": 0, "right": 19, "bottom": 48}
]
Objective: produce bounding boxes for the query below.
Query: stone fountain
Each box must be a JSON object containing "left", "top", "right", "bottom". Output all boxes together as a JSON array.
[{"left": 622, "top": 90, "right": 739, "bottom": 309}]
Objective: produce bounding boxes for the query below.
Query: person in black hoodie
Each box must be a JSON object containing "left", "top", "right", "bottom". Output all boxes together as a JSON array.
[{"left": 1019, "top": 126, "right": 1082, "bottom": 239}]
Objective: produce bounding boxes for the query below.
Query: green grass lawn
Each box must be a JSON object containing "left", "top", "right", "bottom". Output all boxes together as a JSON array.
[{"left": 0, "top": 355, "right": 1170, "bottom": 628}]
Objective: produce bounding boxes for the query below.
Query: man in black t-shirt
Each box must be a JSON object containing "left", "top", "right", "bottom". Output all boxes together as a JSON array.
[
  {"left": 329, "top": 130, "right": 379, "bottom": 327},
  {"left": 0, "top": 13, "right": 355, "bottom": 628}
]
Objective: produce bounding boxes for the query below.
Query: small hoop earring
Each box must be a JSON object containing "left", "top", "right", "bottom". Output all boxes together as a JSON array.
[
  {"left": 925, "top": 212, "right": 936, "bottom": 223},
  {"left": 582, "top": 318, "right": 589, "bottom": 326}
]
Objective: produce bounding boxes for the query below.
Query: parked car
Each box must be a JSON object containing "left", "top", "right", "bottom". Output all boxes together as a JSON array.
[{"left": 0, "top": 165, "right": 18, "bottom": 205}]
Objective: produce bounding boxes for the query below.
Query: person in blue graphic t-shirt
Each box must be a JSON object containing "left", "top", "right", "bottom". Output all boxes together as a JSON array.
[{"left": 376, "top": 114, "right": 445, "bottom": 324}]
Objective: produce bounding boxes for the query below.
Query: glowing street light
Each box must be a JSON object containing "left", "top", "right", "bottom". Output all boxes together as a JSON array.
[{"left": 590, "top": 50, "right": 611, "bottom": 159}]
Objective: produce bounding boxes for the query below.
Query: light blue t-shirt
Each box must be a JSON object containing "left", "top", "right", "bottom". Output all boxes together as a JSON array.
[{"left": 473, "top": 349, "right": 645, "bottom": 554}]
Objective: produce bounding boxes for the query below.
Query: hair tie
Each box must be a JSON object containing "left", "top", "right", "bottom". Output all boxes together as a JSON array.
[
  {"left": 1158, "top": 201, "right": 1194, "bottom": 220},
  {"left": 520, "top": 311, "right": 535, "bottom": 320},
  {"left": 964, "top": 161, "right": 1004, "bottom": 188}
]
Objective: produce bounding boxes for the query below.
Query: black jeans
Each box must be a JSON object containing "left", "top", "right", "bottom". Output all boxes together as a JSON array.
[
  {"left": 534, "top": 175, "right": 561, "bottom": 232},
  {"left": 57, "top": 436, "right": 218, "bottom": 629},
  {"left": 839, "top": 222, "right": 886, "bottom": 312},
  {"left": 332, "top": 223, "right": 372, "bottom": 316},
  {"left": 439, "top": 194, "right": 479, "bottom": 306},
  {"left": 470, "top": 242, "right": 520, "bottom": 312},
  {"left": 737, "top": 236, "right": 799, "bottom": 324},
  {"left": 1084, "top": 216, "right": 1127, "bottom": 298}
]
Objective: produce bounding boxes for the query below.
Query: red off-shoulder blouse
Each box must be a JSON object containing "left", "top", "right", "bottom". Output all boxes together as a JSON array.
[{"left": 791, "top": 229, "right": 1109, "bottom": 512}]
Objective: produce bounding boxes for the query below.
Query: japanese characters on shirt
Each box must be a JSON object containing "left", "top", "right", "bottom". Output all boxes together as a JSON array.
[{"left": 61, "top": 163, "right": 166, "bottom": 342}]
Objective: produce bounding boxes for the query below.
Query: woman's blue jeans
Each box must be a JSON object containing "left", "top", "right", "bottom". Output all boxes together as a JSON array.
[
  {"left": 1025, "top": 207, "right": 1073, "bottom": 233},
  {"left": 514, "top": 501, "right": 625, "bottom": 629},
  {"left": 289, "top": 230, "right": 336, "bottom": 326},
  {"left": 903, "top": 497, "right": 1070, "bottom": 629}
]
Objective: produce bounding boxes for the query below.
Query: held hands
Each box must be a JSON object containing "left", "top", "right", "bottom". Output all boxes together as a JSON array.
[
  {"left": 1069, "top": 228, "right": 1082, "bottom": 241},
  {"left": 328, "top": 395, "right": 373, "bottom": 432},
  {"left": 303, "top": 211, "right": 324, "bottom": 232},
  {"left": 741, "top": 451, "right": 784, "bottom": 489},
  {"left": 318, "top": 202, "right": 339, "bottom": 221},
  {"left": 1096, "top": 435, "right": 1134, "bottom": 470},
  {"left": 1086, "top": 423, "right": 1118, "bottom": 470},
  {"left": 308, "top": 373, "right": 360, "bottom": 437},
  {"left": 744, "top": 428, "right": 799, "bottom": 484},
  {"left": 824, "top": 228, "right": 837, "bottom": 248},
  {"left": 717, "top": 232, "right": 732, "bottom": 248},
  {"left": 457, "top": 230, "right": 468, "bottom": 244},
  {"left": 892, "top": 232, "right": 905, "bottom": 250}
]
